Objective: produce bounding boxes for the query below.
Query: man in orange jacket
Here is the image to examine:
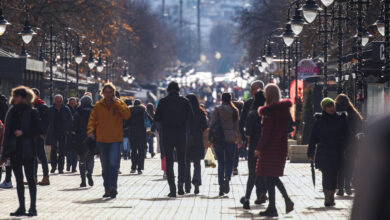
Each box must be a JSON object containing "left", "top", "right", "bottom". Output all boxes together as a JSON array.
[{"left": 87, "top": 83, "right": 130, "bottom": 198}]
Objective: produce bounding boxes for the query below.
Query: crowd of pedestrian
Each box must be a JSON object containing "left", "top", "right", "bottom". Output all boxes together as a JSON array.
[{"left": 0, "top": 79, "right": 367, "bottom": 218}]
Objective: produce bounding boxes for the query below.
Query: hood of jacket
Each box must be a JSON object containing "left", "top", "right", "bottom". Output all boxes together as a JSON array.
[
  {"left": 76, "top": 106, "right": 92, "bottom": 118},
  {"left": 258, "top": 99, "right": 292, "bottom": 116},
  {"left": 130, "top": 104, "right": 146, "bottom": 115}
]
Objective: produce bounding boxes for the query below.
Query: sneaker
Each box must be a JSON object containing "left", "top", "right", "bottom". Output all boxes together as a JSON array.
[
  {"left": 138, "top": 170, "right": 143, "bottom": 175},
  {"left": 336, "top": 189, "right": 344, "bottom": 196},
  {"left": 0, "top": 180, "right": 13, "bottom": 189},
  {"left": 38, "top": 176, "right": 50, "bottom": 186},
  {"left": 130, "top": 169, "right": 136, "bottom": 174}
]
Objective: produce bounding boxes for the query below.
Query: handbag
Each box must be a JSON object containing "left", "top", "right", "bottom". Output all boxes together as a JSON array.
[{"left": 208, "top": 108, "right": 225, "bottom": 146}]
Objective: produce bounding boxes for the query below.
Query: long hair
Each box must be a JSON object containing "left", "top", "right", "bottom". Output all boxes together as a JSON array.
[
  {"left": 10, "top": 86, "right": 35, "bottom": 106},
  {"left": 264, "top": 83, "right": 281, "bottom": 106},
  {"left": 250, "top": 90, "right": 266, "bottom": 111},
  {"left": 186, "top": 94, "right": 206, "bottom": 116},
  {"left": 335, "top": 94, "right": 363, "bottom": 120},
  {"left": 100, "top": 82, "right": 116, "bottom": 97},
  {"left": 221, "top": 92, "right": 239, "bottom": 121},
  {"left": 146, "top": 103, "right": 155, "bottom": 116}
]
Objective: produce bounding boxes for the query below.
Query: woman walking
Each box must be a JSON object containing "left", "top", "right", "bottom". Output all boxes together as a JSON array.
[
  {"left": 71, "top": 95, "right": 95, "bottom": 187},
  {"left": 88, "top": 83, "right": 131, "bottom": 198},
  {"left": 335, "top": 94, "right": 362, "bottom": 196},
  {"left": 308, "top": 97, "right": 348, "bottom": 207},
  {"left": 185, "top": 94, "right": 208, "bottom": 195},
  {"left": 146, "top": 103, "right": 156, "bottom": 158},
  {"left": 240, "top": 90, "right": 268, "bottom": 209},
  {"left": 210, "top": 92, "right": 242, "bottom": 196},
  {"left": 1, "top": 86, "right": 43, "bottom": 216},
  {"left": 255, "top": 84, "right": 294, "bottom": 217}
]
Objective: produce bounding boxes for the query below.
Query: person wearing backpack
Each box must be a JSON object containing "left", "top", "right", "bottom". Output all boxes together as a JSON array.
[
  {"left": 154, "top": 82, "right": 193, "bottom": 197},
  {"left": 210, "top": 92, "right": 242, "bottom": 196}
]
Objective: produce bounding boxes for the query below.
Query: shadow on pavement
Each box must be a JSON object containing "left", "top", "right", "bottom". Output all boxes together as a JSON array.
[
  {"left": 104, "top": 206, "right": 133, "bottom": 209},
  {"left": 306, "top": 206, "right": 345, "bottom": 211},
  {"left": 199, "top": 195, "right": 230, "bottom": 200},
  {"left": 59, "top": 187, "right": 90, "bottom": 192},
  {"left": 150, "top": 178, "right": 166, "bottom": 182},
  {"left": 139, "top": 197, "right": 175, "bottom": 201},
  {"left": 73, "top": 198, "right": 114, "bottom": 204}
]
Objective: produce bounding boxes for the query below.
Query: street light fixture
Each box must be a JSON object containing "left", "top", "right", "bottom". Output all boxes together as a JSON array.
[
  {"left": 290, "top": 4, "right": 306, "bottom": 36},
  {"left": 361, "top": 28, "right": 372, "bottom": 47},
  {"left": 0, "top": 0, "right": 10, "bottom": 36},
  {"left": 301, "top": 0, "right": 322, "bottom": 24},
  {"left": 374, "top": 14, "right": 385, "bottom": 36},
  {"left": 19, "top": 5, "right": 36, "bottom": 44},
  {"left": 87, "top": 49, "right": 95, "bottom": 70},
  {"left": 96, "top": 52, "right": 104, "bottom": 73},
  {"left": 320, "top": 0, "right": 335, "bottom": 7},
  {"left": 261, "top": 56, "right": 268, "bottom": 68},
  {"left": 282, "top": 23, "right": 295, "bottom": 47}
]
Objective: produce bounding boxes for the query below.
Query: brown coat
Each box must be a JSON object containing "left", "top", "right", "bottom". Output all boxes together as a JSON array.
[{"left": 211, "top": 104, "right": 242, "bottom": 145}]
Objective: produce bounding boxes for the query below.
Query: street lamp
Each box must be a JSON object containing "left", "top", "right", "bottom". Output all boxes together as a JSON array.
[
  {"left": 282, "top": 23, "right": 295, "bottom": 47},
  {"left": 320, "top": 0, "right": 335, "bottom": 7},
  {"left": 18, "top": 4, "right": 36, "bottom": 44},
  {"left": 260, "top": 56, "right": 268, "bottom": 68},
  {"left": 96, "top": 52, "right": 104, "bottom": 73},
  {"left": 265, "top": 46, "right": 274, "bottom": 64},
  {"left": 374, "top": 13, "right": 385, "bottom": 37},
  {"left": 290, "top": 2, "right": 306, "bottom": 36},
  {"left": 301, "top": 0, "right": 322, "bottom": 24},
  {"left": 0, "top": 0, "right": 10, "bottom": 36},
  {"left": 361, "top": 28, "right": 372, "bottom": 47},
  {"left": 87, "top": 49, "right": 96, "bottom": 70}
]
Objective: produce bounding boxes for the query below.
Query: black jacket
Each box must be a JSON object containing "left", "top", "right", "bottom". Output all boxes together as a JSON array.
[
  {"left": 70, "top": 106, "right": 92, "bottom": 155},
  {"left": 308, "top": 112, "right": 349, "bottom": 171},
  {"left": 187, "top": 110, "right": 208, "bottom": 160},
  {"left": 155, "top": 91, "right": 193, "bottom": 133},
  {"left": 47, "top": 105, "right": 73, "bottom": 141},
  {"left": 245, "top": 109, "right": 262, "bottom": 151},
  {"left": 2, "top": 105, "right": 43, "bottom": 159},
  {"left": 239, "top": 98, "right": 253, "bottom": 142},
  {"left": 127, "top": 105, "right": 148, "bottom": 147},
  {"left": 34, "top": 99, "right": 49, "bottom": 135}
]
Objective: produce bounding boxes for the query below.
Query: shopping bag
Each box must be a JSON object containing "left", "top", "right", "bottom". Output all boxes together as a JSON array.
[
  {"left": 204, "top": 148, "right": 216, "bottom": 168},
  {"left": 161, "top": 157, "right": 166, "bottom": 171}
]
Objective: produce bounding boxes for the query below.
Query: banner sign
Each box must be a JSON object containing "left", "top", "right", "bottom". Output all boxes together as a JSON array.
[{"left": 297, "top": 59, "right": 320, "bottom": 80}]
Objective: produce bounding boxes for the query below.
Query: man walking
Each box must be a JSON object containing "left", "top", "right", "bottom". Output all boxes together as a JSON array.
[
  {"left": 155, "top": 81, "right": 193, "bottom": 197},
  {"left": 31, "top": 88, "right": 50, "bottom": 185},
  {"left": 47, "top": 94, "right": 72, "bottom": 174},
  {"left": 88, "top": 83, "right": 130, "bottom": 198},
  {"left": 66, "top": 97, "right": 78, "bottom": 172}
]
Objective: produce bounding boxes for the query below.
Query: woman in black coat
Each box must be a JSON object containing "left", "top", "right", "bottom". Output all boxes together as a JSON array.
[
  {"left": 308, "top": 98, "right": 348, "bottom": 207},
  {"left": 71, "top": 95, "right": 95, "bottom": 187},
  {"left": 1, "top": 86, "right": 43, "bottom": 217},
  {"left": 185, "top": 94, "right": 208, "bottom": 195},
  {"left": 240, "top": 90, "right": 267, "bottom": 209}
]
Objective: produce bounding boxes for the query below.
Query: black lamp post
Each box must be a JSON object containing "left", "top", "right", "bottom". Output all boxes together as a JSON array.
[
  {"left": 384, "top": 0, "right": 390, "bottom": 78},
  {"left": 0, "top": 0, "right": 11, "bottom": 36}
]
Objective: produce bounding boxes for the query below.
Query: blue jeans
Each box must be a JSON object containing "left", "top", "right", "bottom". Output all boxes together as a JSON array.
[
  {"left": 35, "top": 137, "right": 49, "bottom": 177},
  {"left": 97, "top": 142, "right": 121, "bottom": 190},
  {"left": 214, "top": 142, "right": 236, "bottom": 186},
  {"left": 147, "top": 136, "right": 154, "bottom": 155},
  {"left": 123, "top": 138, "right": 129, "bottom": 152}
]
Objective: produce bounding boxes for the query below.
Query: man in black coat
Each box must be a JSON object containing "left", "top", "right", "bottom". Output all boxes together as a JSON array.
[
  {"left": 0, "top": 94, "right": 8, "bottom": 122},
  {"left": 47, "top": 94, "right": 72, "bottom": 174},
  {"left": 155, "top": 81, "right": 193, "bottom": 197},
  {"left": 66, "top": 97, "right": 78, "bottom": 172},
  {"left": 31, "top": 88, "right": 51, "bottom": 185}
]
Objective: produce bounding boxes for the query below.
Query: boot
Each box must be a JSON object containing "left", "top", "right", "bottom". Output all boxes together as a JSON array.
[
  {"left": 80, "top": 177, "right": 86, "bottom": 187},
  {"left": 345, "top": 186, "right": 352, "bottom": 196},
  {"left": 240, "top": 197, "right": 250, "bottom": 210},
  {"left": 255, "top": 193, "right": 268, "bottom": 204},
  {"left": 324, "top": 190, "right": 331, "bottom": 207},
  {"left": 110, "top": 188, "right": 118, "bottom": 198},
  {"left": 259, "top": 207, "right": 278, "bottom": 217},
  {"left": 194, "top": 184, "right": 200, "bottom": 195},
  {"left": 178, "top": 184, "right": 185, "bottom": 195},
  {"left": 329, "top": 190, "right": 336, "bottom": 206},
  {"left": 10, "top": 207, "right": 26, "bottom": 216},
  {"left": 223, "top": 179, "right": 230, "bottom": 194},
  {"left": 87, "top": 174, "right": 94, "bottom": 187},
  {"left": 38, "top": 176, "right": 50, "bottom": 186},
  {"left": 27, "top": 208, "right": 37, "bottom": 217},
  {"left": 103, "top": 189, "right": 110, "bottom": 198},
  {"left": 285, "top": 198, "right": 294, "bottom": 214},
  {"left": 336, "top": 189, "right": 344, "bottom": 196},
  {"left": 219, "top": 186, "right": 225, "bottom": 196}
]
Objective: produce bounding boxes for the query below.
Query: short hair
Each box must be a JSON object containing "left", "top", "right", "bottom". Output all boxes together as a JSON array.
[
  {"left": 31, "top": 88, "right": 40, "bottom": 96},
  {"left": 100, "top": 82, "right": 116, "bottom": 97},
  {"left": 54, "top": 94, "right": 63, "bottom": 100},
  {"left": 68, "top": 97, "right": 77, "bottom": 103}
]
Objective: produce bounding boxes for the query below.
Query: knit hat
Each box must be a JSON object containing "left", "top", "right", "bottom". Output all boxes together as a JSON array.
[
  {"left": 80, "top": 95, "right": 92, "bottom": 107},
  {"left": 321, "top": 97, "right": 335, "bottom": 110}
]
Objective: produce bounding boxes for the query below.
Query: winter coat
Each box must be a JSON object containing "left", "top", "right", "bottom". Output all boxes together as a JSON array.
[
  {"left": 71, "top": 106, "right": 93, "bottom": 155},
  {"left": 307, "top": 111, "right": 349, "bottom": 171},
  {"left": 239, "top": 98, "right": 253, "bottom": 142},
  {"left": 210, "top": 103, "right": 242, "bottom": 145},
  {"left": 154, "top": 91, "right": 193, "bottom": 133},
  {"left": 46, "top": 105, "right": 73, "bottom": 143},
  {"left": 256, "top": 100, "right": 292, "bottom": 177},
  {"left": 187, "top": 109, "right": 208, "bottom": 160},
  {"left": 127, "top": 105, "right": 148, "bottom": 148},
  {"left": 34, "top": 99, "right": 49, "bottom": 135},
  {"left": 87, "top": 98, "right": 131, "bottom": 143},
  {"left": 0, "top": 95, "right": 8, "bottom": 122},
  {"left": 2, "top": 105, "right": 43, "bottom": 160},
  {"left": 245, "top": 109, "right": 262, "bottom": 151}
]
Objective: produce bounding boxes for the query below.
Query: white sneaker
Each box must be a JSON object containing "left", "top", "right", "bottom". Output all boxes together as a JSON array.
[{"left": 0, "top": 180, "right": 13, "bottom": 189}]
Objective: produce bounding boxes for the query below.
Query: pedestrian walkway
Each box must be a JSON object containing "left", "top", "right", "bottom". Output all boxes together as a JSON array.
[{"left": 0, "top": 157, "right": 353, "bottom": 219}]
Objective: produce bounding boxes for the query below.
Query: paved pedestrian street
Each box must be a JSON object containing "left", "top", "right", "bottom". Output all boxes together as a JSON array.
[{"left": 0, "top": 156, "right": 353, "bottom": 220}]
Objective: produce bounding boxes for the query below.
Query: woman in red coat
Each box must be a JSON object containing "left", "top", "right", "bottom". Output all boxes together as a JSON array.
[{"left": 255, "top": 84, "right": 294, "bottom": 217}]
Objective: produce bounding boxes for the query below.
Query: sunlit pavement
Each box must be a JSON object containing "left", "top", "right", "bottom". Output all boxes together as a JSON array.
[{"left": 0, "top": 156, "right": 352, "bottom": 219}]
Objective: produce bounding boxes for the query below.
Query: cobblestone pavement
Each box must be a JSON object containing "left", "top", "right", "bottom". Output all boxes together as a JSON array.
[{"left": 0, "top": 156, "right": 353, "bottom": 220}]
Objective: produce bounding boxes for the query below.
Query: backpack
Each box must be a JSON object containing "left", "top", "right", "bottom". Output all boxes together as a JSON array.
[{"left": 208, "top": 108, "right": 225, "bottom": 145}]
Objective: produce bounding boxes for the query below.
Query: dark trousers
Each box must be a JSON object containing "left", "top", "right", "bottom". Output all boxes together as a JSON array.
[
  {"left": 34, "top": 137, "right": 49, "bottom": 177},
  {"left": 79, "top": 151, "right": 94, "bottom": 181},
  {"left": 245, "top": 149, "right": 267, "bottom": 199},
  {"left": 131, "top": 143, "right": 146, "bottom": 171},
  {"left": 50, "top": 134, "right": 66, "bottom": 172},
  {"left": 66, "top": 151, "right": 78, "bottom": 171},
  {"left": 11, "top": 157, "right": 36, "bottom": 210},
  {"left": 266, "top": 177, "right": 289, "bottom": 209},
  {"left": 163, "top": 130, "right": 186, "bottom": 193},
  {"left": 215, "top": 142, "right": 235, "bottom": 186},
  {"left": 148, "top": 136, "right": 155, "bottom": 155},
  {"left": 233, "top": 146, "right": 239, "bottom": 170},
  {"left": 185, "top": 154, "right": 201, "bottom": 190},
  {"left": 322, "top": 169, "right": 338, "bottom": 190},
  {"left": 338, "top": 159, "right": 353, "bottom": 190},
  {"left": 1, "top": 165, "right": 12, "bottom": 182}
]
